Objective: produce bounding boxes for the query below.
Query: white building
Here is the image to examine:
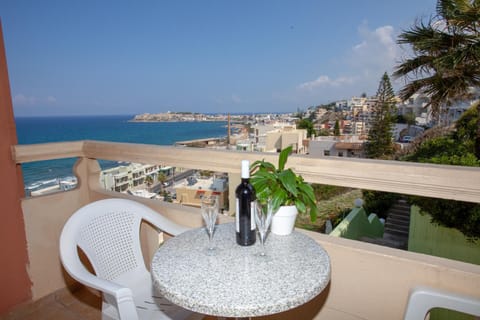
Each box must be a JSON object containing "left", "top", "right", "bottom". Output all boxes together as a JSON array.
[
  {"left": 238, "top": 122, "right": 308, "bottom": 154},
  {"left": 174, "top": 176, "right": 229, "bottom": 211},
  {"left": 100, "top": 163, "right": 173, "bottom": 192},
  {"left": 308, "top": 136, "right": 365, "bottom": 158}
]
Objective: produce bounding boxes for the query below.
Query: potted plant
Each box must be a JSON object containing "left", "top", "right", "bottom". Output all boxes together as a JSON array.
[{"left": 250, "top": 146, "right": 318, "bottom": 235}]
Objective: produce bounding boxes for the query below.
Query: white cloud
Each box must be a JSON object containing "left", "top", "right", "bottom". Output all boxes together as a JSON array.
[
  {"left": 352, "top": 22, "right": 398, "bottom": 72},
  {"left": 13, "top": 94, "right": 37, "bottom": 105},
  {"left": 214, "top": 94, "right": 242, "bottom": 105},
  {"left": 231, "top": 94, "right": 241, "bottom": 104},
  {"left": 297, "top": 75, "right": 356, "bottom": 91},
  {"left": 46, "top": 96, "right": 57, "bottom": 104},
  {"left": 13, "top": 94, "right": 57, "bottom": 106},
  {"left": 295, "top": 21, "right": 401, "bottom": 99}
]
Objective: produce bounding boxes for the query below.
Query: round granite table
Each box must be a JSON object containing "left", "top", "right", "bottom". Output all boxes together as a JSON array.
[{"left": 151, "top": 223, "right": 330, "bottom": 318}]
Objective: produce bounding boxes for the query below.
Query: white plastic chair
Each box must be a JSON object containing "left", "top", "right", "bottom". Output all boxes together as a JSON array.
[
  {"left": 404, "top": 286, "right": 480, "bottom": 320},
  {"left": 59, "top": 198, "right": 201, "bottom": 320}
]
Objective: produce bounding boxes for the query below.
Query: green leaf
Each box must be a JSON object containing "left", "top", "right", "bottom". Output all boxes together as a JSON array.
[
  {"left": 294, "top": 199, "right": 306, "bottom": 214},
  {"left": 256, "top": 188, "right": 272, "bottom": 202},
  {"left": 250, "top": 146, "right": 319, "bottom": 223},
  {"left": 251, "top": 159, "right": 276, "bottom": 173},
  {"left": 278, "top": 146, "right": 292, "bottom": 171},
  {"left": 297, "top": 182, "right": 316, "bottom": 203},
  {"left": 251, "top": 170, "right": 276, "bottom": 181},
  {"left": 271, "top": 189, "right": 288, "bottom": 212},
  {"left": 309, "top": 205, "right": 318, "bottom": 222},
  {"left": 278, "top": 169, "right": 298, "bottom": 197}
]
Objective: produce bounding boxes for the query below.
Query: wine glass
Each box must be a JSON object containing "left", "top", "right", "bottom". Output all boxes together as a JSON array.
[
  {"left": 254, "top": 199, "right": 273, "bottom": 256},
  {"left": 201, "top": 195, "right": 219, "bottom": 252}
]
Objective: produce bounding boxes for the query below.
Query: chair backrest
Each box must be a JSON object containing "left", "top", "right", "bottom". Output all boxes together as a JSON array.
[{"left": 60, "top": 198, "right": 180, "bottom": 286}]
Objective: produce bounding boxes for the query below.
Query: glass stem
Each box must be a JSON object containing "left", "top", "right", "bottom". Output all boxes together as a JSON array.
[
  {"left": 208, "top": 232, "right": 213, "bottom": 250},
  {"left": 260, "top": 234, "right": 266, "bottom": 255}
]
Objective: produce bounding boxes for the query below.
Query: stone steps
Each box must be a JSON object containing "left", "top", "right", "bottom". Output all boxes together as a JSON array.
[
  {"left": 360, "top": 198, "right": 411, "bottom": 250},
  {"left": 386, "top": 215, "right": 410, "bottom": 227}
]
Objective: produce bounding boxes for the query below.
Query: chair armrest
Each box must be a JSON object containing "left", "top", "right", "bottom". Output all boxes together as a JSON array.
[
  {"left": 404, "top": 286, "right": 480, "bottom": 320},
  {"left": 142, "top": 207, "right": 190, "bottom": 236},
  {"left": 72, "top": 263, "right": 132, "bottom": 298},
  {"left": 64, "top": 259, "right": 138, "bottom": 319},
  {"left": 60, "top": 243, "right": 134, "bottom": 302}
]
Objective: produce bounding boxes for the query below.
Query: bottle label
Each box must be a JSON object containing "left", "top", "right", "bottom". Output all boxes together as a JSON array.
[
  {"left": 250, "top": 201, "right": 256, "bottom": 231},
  {"left": 236, "top": 198, "right": 255, "bottom": 232},
  {"left": 235, "top": 198, "right": 240, "bottom": 232}
]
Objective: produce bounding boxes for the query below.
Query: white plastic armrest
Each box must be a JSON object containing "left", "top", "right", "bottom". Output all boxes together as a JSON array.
[
  {"left": 73, "top": 265, "right": 137, "bottom": 319},
  {"left": 69, "top": 259, "right": 126, "bottom": 294},
  {"left": 404, "top": 286, "right": 480, "bottom": 320},
  {"left": 115, "top": 288, "right": 138, "bottom": 320},
  {"left": 144, "top": 209, "right": 190, "bottom": 236},
  {"left": 63, "top": 258, "right": 134, "bottom": 307}
]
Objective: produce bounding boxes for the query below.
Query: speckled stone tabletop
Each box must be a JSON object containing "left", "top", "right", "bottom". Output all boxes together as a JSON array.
[{"left": 151, "top": 223, "right": 330, "bottom": 318}]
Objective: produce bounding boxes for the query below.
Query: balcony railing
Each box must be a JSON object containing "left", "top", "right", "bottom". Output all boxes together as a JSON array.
[{"left": 11, "top": 140, "right": 480, "bottom": 319}]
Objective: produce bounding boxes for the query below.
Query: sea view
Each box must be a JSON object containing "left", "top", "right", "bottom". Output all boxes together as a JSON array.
[{"left": 15, "top": 115, "right": 229, "bottom": 190}]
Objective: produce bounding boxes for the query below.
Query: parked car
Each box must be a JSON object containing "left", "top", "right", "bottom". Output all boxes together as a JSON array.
[{"left": 402, "top": 136, "right": 413, "bottom": 143}]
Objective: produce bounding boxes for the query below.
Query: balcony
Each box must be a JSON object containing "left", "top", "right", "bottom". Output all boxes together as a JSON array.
[
  {"left": 1, "top": 140, "right": 479, "bottom": 319},
  {"left": 0, "top": 19, "right": 479, "bottom": 318}
]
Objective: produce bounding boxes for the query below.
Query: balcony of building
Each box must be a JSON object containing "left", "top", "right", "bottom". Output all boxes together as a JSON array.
[
  {"left": 1, "top": 138, "right": 479, "bottom": 320},
  {"left": 1, "top": 23, "right": 479, "bottom": 320}
]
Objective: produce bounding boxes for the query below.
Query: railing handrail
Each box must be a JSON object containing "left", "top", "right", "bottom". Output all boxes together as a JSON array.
[{"left": 12, "top": 140, "right": 480, "bottom": 203}]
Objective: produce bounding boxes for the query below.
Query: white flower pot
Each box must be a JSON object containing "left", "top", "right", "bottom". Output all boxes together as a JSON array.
[{"left": 271, "top": 205, "right": 298, "bottom": 235}]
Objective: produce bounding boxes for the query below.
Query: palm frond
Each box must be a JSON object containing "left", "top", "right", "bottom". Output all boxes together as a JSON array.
[
  {"left": 393, "top": 55, "right": 436, "bottom": 79},
  {"left": 395, "top": 0, "right": 480, "bottom": 121}
]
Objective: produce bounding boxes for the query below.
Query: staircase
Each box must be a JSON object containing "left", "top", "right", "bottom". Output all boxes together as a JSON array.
[
  {"left": 360, "top": 199, "right": 411, "bottom": 249},
  {"left": 383, "top": 199, "right": 411, "bottom": 249}
]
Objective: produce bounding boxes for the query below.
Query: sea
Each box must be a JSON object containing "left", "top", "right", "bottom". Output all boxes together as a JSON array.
[{"left": 15, "top": 115, "right": 229, "bottom": 191}]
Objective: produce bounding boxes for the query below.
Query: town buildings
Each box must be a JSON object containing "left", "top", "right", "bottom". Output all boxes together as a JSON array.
[
  {"left": 174, "top": 175, "right": 229, "bottom": 211},
  {"left": 100, "top": 163, "right": 173, "bottom": 192}
]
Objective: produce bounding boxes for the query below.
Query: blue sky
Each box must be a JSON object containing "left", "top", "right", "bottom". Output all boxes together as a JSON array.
[{"left": 1, "top": 0, "right": 437, "bottom": 116}]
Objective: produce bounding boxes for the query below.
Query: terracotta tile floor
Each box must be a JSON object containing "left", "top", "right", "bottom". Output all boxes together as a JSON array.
[
  {"left": 0, "top": 287, "right": 101, "bottom": 320},
  {"left": 0, "top": 287, "right": 218, "bottom": 320}
]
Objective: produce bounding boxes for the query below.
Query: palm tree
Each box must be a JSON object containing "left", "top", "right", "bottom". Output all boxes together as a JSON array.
[
  {"left": 145, "top": 175, "right": 154, "bottom": 187},
  {"left": 393, "top": 0, "right": 480, "bottom": 157},
  {"left": 157, "top": 172, "right": 167, "bottom": 190}
]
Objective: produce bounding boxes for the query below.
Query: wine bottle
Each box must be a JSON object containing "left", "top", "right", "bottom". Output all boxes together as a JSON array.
[{"left": 235, "top": 160, "right": 256, "bottom": 246}]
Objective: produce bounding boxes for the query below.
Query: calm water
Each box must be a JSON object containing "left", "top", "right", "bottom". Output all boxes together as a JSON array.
[{"left": 15, "top": 115, "right": 228, "bottom": 188}]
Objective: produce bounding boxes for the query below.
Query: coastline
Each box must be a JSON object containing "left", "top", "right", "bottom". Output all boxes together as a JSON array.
[
  {"left": 17, "top": 116, "right": 232, "bottom": 189},
  {"left": 129, "top": 119, "right": 227, "bottom": 123},
  {"left": 129, "top": 112, "right": 252, "bottom": 123}
]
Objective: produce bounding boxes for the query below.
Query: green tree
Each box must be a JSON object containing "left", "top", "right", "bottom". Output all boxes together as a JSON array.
[
  {"left": 362, "top": 190, "right": 400, "bottom": 220},
  {"left": 365, "top": 72, "right": 396, "bottom": 159},
  {"left": 334, "top": 120, "right": 340, "bottom": 136},
  {"left": 145, "top": 175, "right": 154, "bottom": 186},
  {"left": 393, "top": 0, "right": 480, "bottom": 157},
  {"left": 403, "top": 104, "right": 480, "bottom": 240},
  {"left": 296, "top": 118, "right": 316, "bottom": 138},
  {"left": 317, "top": 128, "right": 330, "bottom": 136},
  {"left": 156, "top": 172, "right": 167, "bottom": 191}
]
